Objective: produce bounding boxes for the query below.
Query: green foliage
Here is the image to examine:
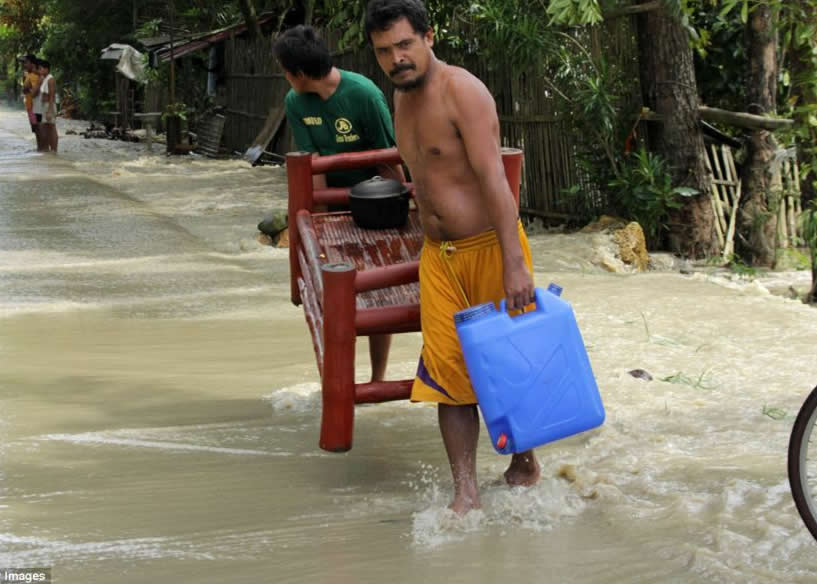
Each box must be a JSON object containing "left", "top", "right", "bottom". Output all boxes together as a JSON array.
[
  {"left": 762, "top": 404, "right": 787, "bottom": 420},
  {"left": 545, "top": 3, "right": 698, "bottom": 238},
  {"left": 467, "top": 0, "right": 556, "bottom": 66},
  {"left": 777, "top": 3, "right": 817, "bottom": 201},
  {"left": 0, "top": 0, "right": 46, "bottom": 50},
  {"left": 320, "top": 0, "right": 477, "bottom": 51},
  {"left": 691, "top": 0, "right": 817, "bottom": 213},
  {"left": 33, "top": 0, "right": 137, "bottom": 118},
  {"left": 322, "top": 0, "right": 366, "bottom": 48},
  {"left": 162, "top": 102, "right": 189, "bottom": 122},
  {"left": 776, "top": 247, "right": 811, "bottom": 270},
  {"left": 802, "top": 200, "right": 817, "bottom": 252},
  {"left": 546, "top": 0, "right": 603, "bottom": 27},
  {"left": 608, "top": 148, "right": 698, "bottom": 244},
  {"left": 659, "top": 369, "right": 719, "bottom": 390},
  {"left": 801, "top": 198, "right": 817, "bottom": 268},
  {"left": 726, "top": 255, "right": 759, "bottom": 276},
  {"left": 803, "top": 199, "right": 817, "bottom": 302},
  {"left": 687, "top": 0, "right": 747, "bottom": 112},
  {"left": 552, "top": 30, "right": 644, "bottom": 222},
  {"left": 135, "top": 19, "right": 162, "bottom": 39}
]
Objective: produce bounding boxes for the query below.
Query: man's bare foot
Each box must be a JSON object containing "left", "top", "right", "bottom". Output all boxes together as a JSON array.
[
  {"left": 504, "top": 451, "right": 541, "bottom": 487},
  {"left": 450, "top": 486, "right": 481, "bottom": 515}
]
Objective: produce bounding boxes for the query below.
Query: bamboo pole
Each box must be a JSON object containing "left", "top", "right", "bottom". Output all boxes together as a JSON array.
[
  {"left": 711, "top": 196, "right": 726, "bottom": 250},
  {"left": 704, "top": 148, "right": 727, "bottom": 246},
  {"left": 710, "top": 144, "right": 731, "bottom": 220},
  {"left": 794, "top": 159, "right": 803, "bottom": 216},
  {"left": 785, "top": 160, "right": 798, "bottom": 246},
  {"left": 720, "top": 145, "right": 737, "bottom": 215},
  {"left": 778, "top": 196, "right": 790, "bottom": 248},
  {"left": 722, "top": 180, "right": 742, "bottom": 261}
]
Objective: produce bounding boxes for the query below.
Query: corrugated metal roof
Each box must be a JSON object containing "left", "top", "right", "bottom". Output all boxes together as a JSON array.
[
  {"left": 100, "top": 43, "right": 132, "bottom": 60},
  {"left": 153, "top": 13, "right": 277, "bottom": 62}
]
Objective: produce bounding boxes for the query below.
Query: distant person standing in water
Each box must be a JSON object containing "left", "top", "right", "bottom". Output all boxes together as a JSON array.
[
  {"left": 37, "top": 60, "right": 58, "bottom": 153},
  {"left": 20, "top": 55, "right": 41, "bottom": 148},
  {"left": 273, "top": 25, "right": 404, "bottom": 383},
  {"left": 365, "top": 0, "right": 540, "bottom": 514}
]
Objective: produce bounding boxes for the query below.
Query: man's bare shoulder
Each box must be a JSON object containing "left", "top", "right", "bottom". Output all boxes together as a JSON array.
[
  {"left": 439, "top": 65, "right": 495, "bottom": 122},
  {"left": 441, "top": 65, "right": 492, "bottom": 103}
]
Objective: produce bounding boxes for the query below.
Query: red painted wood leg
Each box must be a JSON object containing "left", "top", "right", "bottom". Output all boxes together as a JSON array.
[{"left": 319, "top": 262, "right": 357, "bottom": 452}]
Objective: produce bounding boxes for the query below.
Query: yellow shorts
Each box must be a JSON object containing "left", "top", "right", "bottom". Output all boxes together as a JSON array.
[{"left": 411, "top": 220, "right": 534, "bottom": 405}]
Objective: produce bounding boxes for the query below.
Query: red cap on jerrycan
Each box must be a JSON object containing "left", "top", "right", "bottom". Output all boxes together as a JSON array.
[{"left": 496, "top": 433, "right": 508, "bottom": 450}]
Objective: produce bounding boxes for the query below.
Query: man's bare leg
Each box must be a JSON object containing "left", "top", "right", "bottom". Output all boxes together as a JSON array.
[
  {"left": 368, "top": 334, "right": 392, "bottom": 382},
  {"left": 35, "top": 125, "right": 45, "bottom": 151},
  {"left": 44, "top": 124, "right": 57, "bottom": 153},
  {"left": 504, "top": 450, "right": 541, "bottom": 486},
  {"left": 439, "top": 403, "right": 481, "bottom": 514}
]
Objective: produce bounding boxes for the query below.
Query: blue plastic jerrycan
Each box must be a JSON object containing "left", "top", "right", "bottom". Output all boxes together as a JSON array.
[{"left": 454, "top": 284, "right": 605, "bottom": 455}]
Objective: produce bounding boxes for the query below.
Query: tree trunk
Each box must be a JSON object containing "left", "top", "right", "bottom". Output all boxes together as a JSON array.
[
  {"left": 303, "top": 0, "right": 316, "bottom": 26},
  {"left": 238, "top": 0, "right": 263, "bottom": 40},
  {"left": 636, "top": 3, "right": 714, "bottom": 258},
  {"left": 809, "top": 258, "right": 817, "bottom": 304},
  {"left": 738, "top": 3, "right": 779, "bottom": 267},
  {"left": 786, "top": 11, "right": 817, "bottom": 205}
]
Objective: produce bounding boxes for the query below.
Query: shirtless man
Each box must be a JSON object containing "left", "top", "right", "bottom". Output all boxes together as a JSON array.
[{"left": 365, "top": 0, "right": 541, "bottom": 514}]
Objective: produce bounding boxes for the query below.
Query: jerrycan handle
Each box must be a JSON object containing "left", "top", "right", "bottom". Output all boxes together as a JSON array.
[{"left": 498, "top": 286, "right": 558, "bottom": 316}]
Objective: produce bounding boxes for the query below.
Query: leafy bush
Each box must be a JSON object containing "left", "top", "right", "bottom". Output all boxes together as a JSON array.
[
  {"left": 608, "top": 147, "right": 698, "bottom": 245},
  {"left": 162, "top": 102, "right": 189, "bottom": 122},
  {"left": 801, "top": 199, "right": 817, "bottom": 303}
]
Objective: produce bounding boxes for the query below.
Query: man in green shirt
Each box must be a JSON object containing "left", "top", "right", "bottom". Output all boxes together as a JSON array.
[{"left": 274, "top": 25, "right": 402, "bottom": 382}]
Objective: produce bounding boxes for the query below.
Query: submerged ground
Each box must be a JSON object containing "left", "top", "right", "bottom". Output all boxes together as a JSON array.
[{"left": 1, "top": 107, "right": 816, "bottom": 582}]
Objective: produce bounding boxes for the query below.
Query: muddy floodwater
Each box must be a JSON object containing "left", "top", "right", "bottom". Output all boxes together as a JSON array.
[{"left": 1, "top": 107, "right": 817, "bottom": 582}]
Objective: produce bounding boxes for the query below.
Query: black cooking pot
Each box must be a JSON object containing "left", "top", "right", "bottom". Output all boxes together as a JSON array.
[{"left": 348, "top": 176, "right": 410, "bottom": 229}]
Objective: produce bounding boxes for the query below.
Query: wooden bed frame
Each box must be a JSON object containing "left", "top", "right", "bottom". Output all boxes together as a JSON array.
[{"left": 286, "top": 147, "right": 523, "bottom": 452}]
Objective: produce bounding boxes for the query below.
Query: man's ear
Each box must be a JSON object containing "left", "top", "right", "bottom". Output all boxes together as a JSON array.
[{"left": 425, "top": 28, "right": 434, "bottom": 48}]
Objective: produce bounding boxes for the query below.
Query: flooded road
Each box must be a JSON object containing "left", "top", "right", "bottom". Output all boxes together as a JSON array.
[{"left": 1, "top": 107, "right": 817, "bottom": 582}]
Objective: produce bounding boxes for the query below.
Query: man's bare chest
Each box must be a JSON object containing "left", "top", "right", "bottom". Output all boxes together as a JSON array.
[{"left": 395, "top": 108, "right": 463, "bottom": 168}]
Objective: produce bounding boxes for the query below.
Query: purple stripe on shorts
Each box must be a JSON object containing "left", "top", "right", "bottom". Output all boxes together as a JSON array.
[{"left": 416, "top": 356, "right": 457, "bottom": 402}]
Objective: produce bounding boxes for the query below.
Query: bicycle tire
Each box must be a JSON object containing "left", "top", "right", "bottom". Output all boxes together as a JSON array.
[{"left": 788, "top": 384, "right": 817, "bottom": 541}]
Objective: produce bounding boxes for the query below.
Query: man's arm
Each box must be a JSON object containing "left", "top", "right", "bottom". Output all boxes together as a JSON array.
[
  {"left": 284, "top": 99, "right": 327, "bottom": 189},
  {"left": 449, "top": 72, "right": 533, "bottom": 311}
]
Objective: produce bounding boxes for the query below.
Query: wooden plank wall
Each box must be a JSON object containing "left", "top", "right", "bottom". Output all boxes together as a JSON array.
[{"left": 224, "top": 34, "right": 290, "bottom": 155}]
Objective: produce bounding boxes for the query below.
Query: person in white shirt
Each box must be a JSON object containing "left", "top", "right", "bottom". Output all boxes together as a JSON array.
[
  {"left": 38, "top": 60, "right": 58, "bottom": 153},
  {"left": 30, "top": 58, "right": 46, "bottom": 151}
]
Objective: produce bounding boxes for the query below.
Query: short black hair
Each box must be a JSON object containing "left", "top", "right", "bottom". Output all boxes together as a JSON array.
[
  {"left": 39, "top": 59, "right": 50, "bottom": 70},
  {"left": 22, "top": 54, "right": 37, "bottom": 64},
  {"left": 273, "top": 25, "right": 332, "bottom": 79},
  {"left": 365, "top": 0, "right": 430, "bottom": 42}
]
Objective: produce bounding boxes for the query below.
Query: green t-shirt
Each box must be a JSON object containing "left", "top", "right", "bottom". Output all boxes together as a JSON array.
[{"left": 285, "top": 69, "right": 396, "bottom": 187}]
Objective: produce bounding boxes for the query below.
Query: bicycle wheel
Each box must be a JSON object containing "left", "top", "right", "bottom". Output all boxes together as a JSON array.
[{"left": 788, "top": 384, "right": 817, "bottom": 541}]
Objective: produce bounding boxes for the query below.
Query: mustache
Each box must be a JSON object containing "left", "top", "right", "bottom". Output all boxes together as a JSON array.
[{"left": 389, "top": 64, "right": 415, "bottom": 76}]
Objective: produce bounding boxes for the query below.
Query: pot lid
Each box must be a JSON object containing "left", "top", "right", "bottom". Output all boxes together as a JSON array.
[{"left": 349, "top": 176, "right": 409, "bottom": 198}]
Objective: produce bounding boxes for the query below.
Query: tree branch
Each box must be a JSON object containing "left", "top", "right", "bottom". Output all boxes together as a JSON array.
[
  {"left": 603, "top": 0, "right": 662, "bottom": 20},
  {"left": 698, "top": 106, "right": 794, "bottom": 130},
  {"left": 641, "top": 106, "right": 794, "bottom": 130}
]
